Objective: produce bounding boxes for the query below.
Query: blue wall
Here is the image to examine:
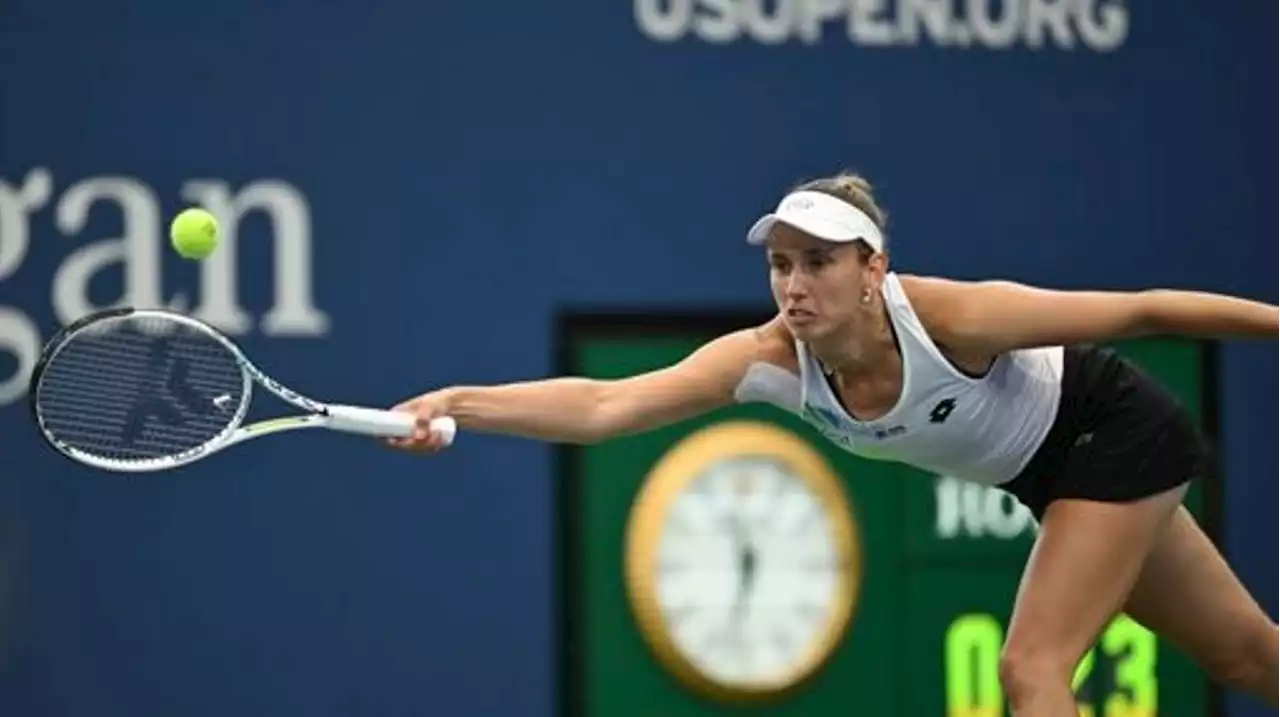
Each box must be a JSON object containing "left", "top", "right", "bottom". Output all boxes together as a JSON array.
[{"left": 1, "top": 1, "right": 1274, "bottom": 715}]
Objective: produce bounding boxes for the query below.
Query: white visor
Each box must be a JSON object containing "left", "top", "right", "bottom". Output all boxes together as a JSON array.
[{"left": 746, "top": 190, "right": 884, "bottom": 252}]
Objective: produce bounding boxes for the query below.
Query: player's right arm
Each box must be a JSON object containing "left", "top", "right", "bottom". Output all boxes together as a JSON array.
[{"left": 388, "top": 318, "right": 793, "bottom": 451}]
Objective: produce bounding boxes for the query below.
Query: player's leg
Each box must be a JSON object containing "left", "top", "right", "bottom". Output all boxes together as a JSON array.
[
  {"left": 998, "top": 483, "right": 1187, "bottom": 717},
  {"left": 1123, "top": 505, "right": 1278, "bottom": 706}
]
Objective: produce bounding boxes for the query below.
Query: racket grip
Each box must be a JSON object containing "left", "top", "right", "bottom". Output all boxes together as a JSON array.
[{"left": 327, "top": 405, "right": 457, "bottom": 445}]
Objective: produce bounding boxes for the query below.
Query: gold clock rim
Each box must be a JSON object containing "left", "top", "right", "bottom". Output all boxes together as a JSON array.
[{"left": 623, "top": 419, "right": 863, "bottom": 705}]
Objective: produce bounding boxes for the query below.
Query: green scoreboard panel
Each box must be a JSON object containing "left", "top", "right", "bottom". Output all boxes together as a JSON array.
[{"left": 556, "top": 313, "right": 1222, "bottom": 717}]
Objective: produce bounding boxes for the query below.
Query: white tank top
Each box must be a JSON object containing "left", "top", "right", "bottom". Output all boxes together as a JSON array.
[{"left": 740, "top": 273, "right": 1064, "bottom": 487}]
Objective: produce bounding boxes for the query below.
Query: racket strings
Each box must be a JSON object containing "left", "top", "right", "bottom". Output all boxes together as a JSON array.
[{"left": 35, "top": 315, "right": 246, "bottom": 463}]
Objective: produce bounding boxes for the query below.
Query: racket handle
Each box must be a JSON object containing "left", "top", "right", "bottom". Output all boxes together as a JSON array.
[{"left": 328, "top": 405, "right": 457, "bottom": 445}]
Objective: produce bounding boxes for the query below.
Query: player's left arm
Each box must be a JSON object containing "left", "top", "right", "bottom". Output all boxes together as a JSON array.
[{"left": 902, "top": 275, "right": 1279, "bottom": 354}]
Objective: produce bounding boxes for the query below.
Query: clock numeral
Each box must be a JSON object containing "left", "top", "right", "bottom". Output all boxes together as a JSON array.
[
  {"left": 770, "top": 626, "right": 794, "bottom": 655},
  {"left": 795, "top": 555, "right": 835, "bottom": 572},
  {"left": 731, "top": 467, "right": 757, "bottom": 497},
  {"left": 794, "top": 601, "right": 826, "bottom": 623},
  {"left": 665, "top": 604, "right": 698, "bottom": 627},
  {"left": 784, "top": 503, "right": 818, "bottom": 535},
  {"left": 658, "top": 559, "right": 688, "bottom": 575},
  {"left": 663, "top": 509, "right": 695, "bottom": 535}
]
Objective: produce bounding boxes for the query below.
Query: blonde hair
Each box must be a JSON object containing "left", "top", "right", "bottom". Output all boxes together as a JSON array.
[{"left": 792, "top": 171, "right": 889, "bottom": 255}]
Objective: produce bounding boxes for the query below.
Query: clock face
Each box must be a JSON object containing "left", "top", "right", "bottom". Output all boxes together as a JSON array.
[
  {"left": 652, "top": 455, "right": 850, "bottom": 689},
  {"left": 626, "top": 420, "right": 861, "bottom": 701}
]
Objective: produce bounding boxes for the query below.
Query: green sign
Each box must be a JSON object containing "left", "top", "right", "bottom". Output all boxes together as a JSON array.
[{"left": 556, "top": 313, "right": 1221, "bottom": 717}]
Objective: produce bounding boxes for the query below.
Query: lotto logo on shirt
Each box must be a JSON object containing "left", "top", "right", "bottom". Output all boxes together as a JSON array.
[{"left": 634, "top": 0, "right": 1129, "bottom": 51}]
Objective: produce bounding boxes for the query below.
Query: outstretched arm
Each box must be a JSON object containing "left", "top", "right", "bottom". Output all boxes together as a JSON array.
[
  {"left": 388, "top": 320, "right": 783, "bottom": 450},
  {"left": 904, "top": 276, "right": 1278, "bottom": 356}
]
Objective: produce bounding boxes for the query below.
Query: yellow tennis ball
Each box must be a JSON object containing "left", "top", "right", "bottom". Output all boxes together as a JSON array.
[{"left": 169, "top": 208, "right": 220, "bottom": 260}]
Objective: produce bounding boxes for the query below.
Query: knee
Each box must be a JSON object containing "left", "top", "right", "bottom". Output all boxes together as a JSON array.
[
  {"left": 1202, "top": 625, "right": 1278, "bottom": 695},
  {"left": 998, "top": 644, "right": 1076, "bottom": 704}
]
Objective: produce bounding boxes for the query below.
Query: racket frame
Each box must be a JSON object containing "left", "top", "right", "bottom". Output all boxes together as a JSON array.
[{"left": 28, "top": 307, "right": 452, "bottom": 473}]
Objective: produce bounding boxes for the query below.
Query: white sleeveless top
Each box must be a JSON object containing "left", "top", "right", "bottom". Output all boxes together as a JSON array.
[{"left": 736, "top": 273, "right": 1064, "bottom": 486}]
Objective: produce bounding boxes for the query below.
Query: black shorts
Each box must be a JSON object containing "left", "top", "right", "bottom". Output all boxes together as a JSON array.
[{"left": 997, "top": 345, "right": 1212, "bottom": 521}]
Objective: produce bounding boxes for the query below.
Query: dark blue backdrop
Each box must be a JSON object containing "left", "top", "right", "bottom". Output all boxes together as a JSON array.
[{"left": 1, "top": 1, "right": 1274, "bottom": 715}]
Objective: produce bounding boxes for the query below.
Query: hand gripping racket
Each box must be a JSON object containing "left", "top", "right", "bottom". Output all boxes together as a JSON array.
[{"left": 28, "top": 307, "right": 455, "bottom": 473}]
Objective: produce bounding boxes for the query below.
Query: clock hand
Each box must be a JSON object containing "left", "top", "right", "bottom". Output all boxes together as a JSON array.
[{"left": 730, "top": 513, "right": 755, "bottom": 625}]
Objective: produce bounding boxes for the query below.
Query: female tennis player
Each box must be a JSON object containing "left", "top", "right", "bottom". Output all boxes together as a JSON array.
[{"left": 388, "top": 172, "right": 1278, "bottom": 714}]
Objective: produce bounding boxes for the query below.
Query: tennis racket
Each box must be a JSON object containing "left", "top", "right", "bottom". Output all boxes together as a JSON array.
[{"left": 28, "top": 306, "right": 455, "bottom": 473}]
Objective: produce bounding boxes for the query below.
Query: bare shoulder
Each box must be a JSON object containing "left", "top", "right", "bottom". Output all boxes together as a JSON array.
[
  {"left": 896, "top": 274, "right": 973, "bottom": 340},
  {"left": 750, "top": 314, "right": 800, "bottom": 374},
  {"left": 895, "top": 273, "right": 1002, "bottom": 369}
]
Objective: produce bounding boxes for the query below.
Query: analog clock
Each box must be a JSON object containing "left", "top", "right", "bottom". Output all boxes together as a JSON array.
[{"left": 624, "top": 420, "right": 861, "bottom": 703}]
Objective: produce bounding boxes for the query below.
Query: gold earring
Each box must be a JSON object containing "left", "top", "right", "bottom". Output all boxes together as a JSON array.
[{"left": 861, "top": 289, "right": 873, "bottom": 304}]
